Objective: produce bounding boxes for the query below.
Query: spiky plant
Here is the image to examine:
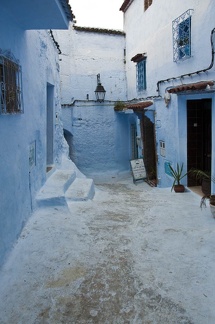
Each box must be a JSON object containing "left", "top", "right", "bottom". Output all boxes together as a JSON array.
[
  {"left": 189, "top": 168, "right": 215, "bottom": 208},
  {"left": 189, "top": 168, "right": 215, "bottom": 184},
  {"left": 169, "top": 163, "right": 188, "bottom": 191}
]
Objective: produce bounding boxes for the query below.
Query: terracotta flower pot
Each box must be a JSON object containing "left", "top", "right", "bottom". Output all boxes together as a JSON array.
[
  {"left": 173, "top": 184, "right": 185, "bottom": 193},
  {"left": 210, "top": 195, "right": 215, "bottom": 205},
  {"left": 210, "top": 204, "right": 215, "bottom": 218},
  {"left": 210, "top": 195, "right": 215, "bottom": 218}
]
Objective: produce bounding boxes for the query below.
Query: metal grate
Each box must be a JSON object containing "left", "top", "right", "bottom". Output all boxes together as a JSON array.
[
  {"left": 136, "top": 59, "right": 146, "bottom": 92},
  {"left": 0, "top": 51, "right": 23, "bottom": 115},
  {"left": 172, "top": 9, "right": 193, "bottom": 62}
]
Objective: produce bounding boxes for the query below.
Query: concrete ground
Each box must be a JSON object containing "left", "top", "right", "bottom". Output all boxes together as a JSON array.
[{"left": 0, "top": 175, "right": 215, "bottom": 323}]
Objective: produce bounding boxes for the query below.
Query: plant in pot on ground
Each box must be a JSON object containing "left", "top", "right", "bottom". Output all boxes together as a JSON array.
[
  {"left": 169, "top": 163, "right": 188, "bottom": 193},
  {"left": 189, "top": 168, "right": 212, "bottom": 196},
  {"left": 189, "top": 168, "right": 215, "bottom": 217}
]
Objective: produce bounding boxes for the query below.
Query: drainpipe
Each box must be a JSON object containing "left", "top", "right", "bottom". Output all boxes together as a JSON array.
[{"left": 156, "top": 28, "right": 215, "bottom": 95}]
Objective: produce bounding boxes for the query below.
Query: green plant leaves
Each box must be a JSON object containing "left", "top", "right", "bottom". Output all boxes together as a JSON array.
[{"left": 169, "top": 163, "right": 188, "bottom": 191}]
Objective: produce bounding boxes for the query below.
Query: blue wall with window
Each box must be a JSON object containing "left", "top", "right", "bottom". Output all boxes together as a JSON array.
[
  {"left": 0, "top": 2, "right": 67, "bottom": 268},
  {"left": 137, "top": 59, "right": 146, "bottom": 91}
]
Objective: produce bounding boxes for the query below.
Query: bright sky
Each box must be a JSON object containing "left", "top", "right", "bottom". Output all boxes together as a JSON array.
[{"left": 69, "top": 0, "right": 124, "bottom": 30}]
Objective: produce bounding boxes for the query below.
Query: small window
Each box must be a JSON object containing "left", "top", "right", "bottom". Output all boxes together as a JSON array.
[
  {"left": 144, "top": 0, "right": 153, "bottom": 11},
  {"left": 131, "top": 53, "right": 147, "bottom": 93},
  {"left": 137, "top": 59, "right": 146, "bottom": 92},
  {"left": 0, "top": 52, "right": 23, "bottom": 114},
  {"left": 172, "top": 9, "right": 193, "bottom": 62}
]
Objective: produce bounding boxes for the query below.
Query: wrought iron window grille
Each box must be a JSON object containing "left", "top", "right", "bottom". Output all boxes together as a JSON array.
[
  {"left": 136, "top": 59, "right": 147, "bottom": 92},
  {"left": 172, "top": 9, "right": 193, "bottom": 62},
  {"left": 0, "top": 50, "right": 23, "bottom": 115}
]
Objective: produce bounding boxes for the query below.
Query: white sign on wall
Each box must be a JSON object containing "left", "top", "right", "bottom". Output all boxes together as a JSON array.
[{"left": 130, "top": 159, "right": 146, "bottom": 183}]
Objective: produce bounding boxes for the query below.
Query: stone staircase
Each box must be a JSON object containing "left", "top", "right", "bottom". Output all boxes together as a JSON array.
[{"left": 36, "top": 169, "right": 95, "bottom": 208}]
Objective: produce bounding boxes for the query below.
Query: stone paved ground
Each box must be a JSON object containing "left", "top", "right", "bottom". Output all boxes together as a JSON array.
[{"left": 0, "top": 177, "right": 215, "bottom": 323}]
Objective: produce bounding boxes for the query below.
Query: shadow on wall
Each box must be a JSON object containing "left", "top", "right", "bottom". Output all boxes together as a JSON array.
[{"left": 63, "top": 129, "right": 73, "bottom": 160}]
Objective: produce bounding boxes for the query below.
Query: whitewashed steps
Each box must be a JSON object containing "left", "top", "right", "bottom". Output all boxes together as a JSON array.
[
  {"left": 36, "top": 169, "right": 95, "bottom": 207},
  {"left": 65, "top": 178, "right": 95, "bottom": 201},
  {"left": 36, "top": 170, "right": 76, "bottom": 207}
]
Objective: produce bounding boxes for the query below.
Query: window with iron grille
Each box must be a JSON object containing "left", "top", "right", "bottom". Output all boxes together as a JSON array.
[
  {"left": 131, "top": 53, "right": 147, "bottom": 93},
  {"left": 0, "top": 51, "right": 23, "bottom": 114},
  {"left": 144, "top": 0, "right": 153, "bottom": 11},
  {"left": 172, "top": 9, "right": 193, "bottom": 62},
  {"left": 137, "top": 59, "right": 146, "bottom": 92}
]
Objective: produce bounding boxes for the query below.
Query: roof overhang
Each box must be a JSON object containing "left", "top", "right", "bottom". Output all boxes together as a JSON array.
[
  {"left": 131, "top": 53, "right": 147, "bottom": 63},
  {"left": 2, "top": 0, "right": 73, "bottom": 30},
  {"left": 74, "top": 26, "right": 125, "bottom": 36},
  {"left": 126, "top": 101, "right": 153, "bottom": 112},
  {"left": 120, "top": 0, "right": 134, "bottom": 12},
  {"left": 167, "top": 81, "right": 214, "bottom": 94}
]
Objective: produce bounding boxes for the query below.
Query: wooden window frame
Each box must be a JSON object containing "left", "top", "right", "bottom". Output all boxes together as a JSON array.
[{"left": 144, "top": 0, "right": 153, "bottom": 11}]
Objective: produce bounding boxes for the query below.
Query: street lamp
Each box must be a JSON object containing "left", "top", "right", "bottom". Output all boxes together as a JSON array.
[{"left": 95, "top": 74, "right": 106, "bottom": 102}]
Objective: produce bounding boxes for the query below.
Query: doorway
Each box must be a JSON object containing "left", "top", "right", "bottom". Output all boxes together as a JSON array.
[
  {"left": 141, "top": 112, "right": 157, "bottom": 181},
  {"left": 187, "top": 99, "right": 212, "bottom": 186}
]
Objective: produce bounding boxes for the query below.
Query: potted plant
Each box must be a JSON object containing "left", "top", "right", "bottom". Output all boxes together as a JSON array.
[
  {"left": 189, "top": 168, "right": 215, "bottom": 217},
  {"left": 114, "top": 101, "right": 126, "bottom": 112},
  {"left": 189, "top": 168, "right": 211, "bottom": 196},
  {"left": 209, "top": 195, "right": 215, "bottom": 218},
  {"left": 169, "top": 163, "right": 188, "bottom": 193},
  {"left": 201, "top": 190, "right": 215, "bottom": 218}
]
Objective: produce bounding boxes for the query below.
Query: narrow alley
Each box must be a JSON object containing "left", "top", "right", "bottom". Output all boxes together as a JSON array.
[{"left": 0, "top": 175, "right": 215, "bottom": 323}]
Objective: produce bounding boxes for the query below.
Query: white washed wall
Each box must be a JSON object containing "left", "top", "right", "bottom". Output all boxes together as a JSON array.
[
  {"left": 55, "top": 26, "right": 127, "bottom": 103},
  {"left": 124, "top": 0, "right": 215, "bottom": 99},
  {"left": 55, "top": 26, "right": 136, "bottom": 177},
  {"left": 123, "top": 0, "right": 215, "bottom": 187}
]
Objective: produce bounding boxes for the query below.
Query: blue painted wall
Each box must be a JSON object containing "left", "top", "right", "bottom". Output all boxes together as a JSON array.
[
  {"left": 56, "top": 26, "right": 135, "bottom": 180},
  {"left": 63, "top": 102, "right": 137, "bottom": 179},
  {"left": 0, "top": 3, "right": 67, "bottom": 267}
]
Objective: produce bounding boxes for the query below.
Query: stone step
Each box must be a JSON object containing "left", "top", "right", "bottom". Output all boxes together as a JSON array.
[
  {"left": 65, "top": 178, "right": 95, "bottom": 201},
  {"left": 36, "top": 169, "right": 76, "bottom": 207}
]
